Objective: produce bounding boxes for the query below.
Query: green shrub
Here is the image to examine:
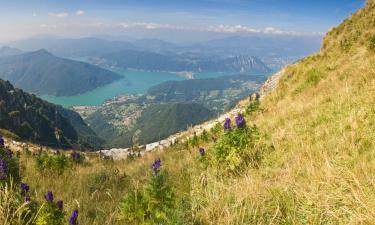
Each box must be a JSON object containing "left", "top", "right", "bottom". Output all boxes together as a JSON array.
[
  {"left": 35, "top": 201, "right": 65, "bottom": 225},
  {"left": 34, "top": 153, "right": 70, "bottom": 175},
  {"left": 119, "top": 171, "right": 176, "bottom": 224},
  {"left": 245, "top": 100, "right": 260, "bottom": 115},
  {"left": 211, "top": 125, "right": 264, "bottom": 173}
]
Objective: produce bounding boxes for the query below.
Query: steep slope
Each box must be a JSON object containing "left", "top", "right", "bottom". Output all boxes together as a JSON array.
[
  {"left": 189, "top": 0, "right": 375, "bottom": 223},
  {"left": 0, "top": 50, "right": 122, "bottom": 96},
  {"left": 0, "top": 79, "right": 103, "bottom": 149}
]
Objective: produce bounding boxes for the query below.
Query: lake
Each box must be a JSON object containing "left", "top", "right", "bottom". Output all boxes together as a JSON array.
[{"left": 40, "top": 69, "right": 232, "bottom": 107}]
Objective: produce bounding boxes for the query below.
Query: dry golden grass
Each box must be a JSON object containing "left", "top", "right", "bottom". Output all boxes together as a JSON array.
[{"left": 12, "top": 1, "right": 375, "bottom": 224}]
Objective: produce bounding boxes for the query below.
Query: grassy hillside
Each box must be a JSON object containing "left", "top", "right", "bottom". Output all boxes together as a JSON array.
[
  {"left": 2, "top": 1, "right": 375, "bottom": 224},
  {"left": 0, "top": 49, "right": 121, "bottom": 96}
]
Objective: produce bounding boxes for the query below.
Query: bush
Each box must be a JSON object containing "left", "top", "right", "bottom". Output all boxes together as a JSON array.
[
  {"left": 34, "top": 153, "right": 70, "bottom": 175},
  {"left": 245, "top": 100, "right": 260, "bottom": 115},
  {"left": 211, "top": 125, "right": 264, "bottom": 173},
  {"left": 35, "top": 199, "right": 65, "bottom": 225},
  {"left": 119, "top": 170, "right": 176, "bottom": 224}
]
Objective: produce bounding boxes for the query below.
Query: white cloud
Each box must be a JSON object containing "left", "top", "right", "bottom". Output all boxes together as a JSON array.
[
  {"left": 76, "top": 10, "right": 85, "bottom": 16},
  {"left": 48, "top": 12, "right": 69, "bottom": 18},
  {"left": 32, "top": 12, "right": 37, "bottom": 17},
  {"left": 115, "top": 21, "right": 319, "bottom": 36}
]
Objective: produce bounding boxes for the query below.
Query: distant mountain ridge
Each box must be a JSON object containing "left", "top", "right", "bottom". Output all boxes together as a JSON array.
[
  {"left": 0, "top": 79, "right": 103, "bottom": 149},
  {"left": 92, "top": 50, "right": 271, "bottom": 74},
  {"left": 0, "top": 49, "right": 122, "bottom": 96},
  {"left": 0, "top": 46, "right": 23, "bottom": 57}
]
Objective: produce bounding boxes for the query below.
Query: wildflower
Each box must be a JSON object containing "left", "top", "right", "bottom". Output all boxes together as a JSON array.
[
  {"left": 69, "top": 209, "right": 78, "bottom": 225},
  {"left": 71, "top": 151, "right": 81, "bottom": 160},
  {"left": 235, "top": 114, "right": 246, "bottom": 128},
  {"left": 6, "top": 149, "right": 12, "bottom": 159},
  {"left": 224, "top": 118, "right": 231, "bottom": 131},
  {"left": 44, "top": 191, "right": 54, "bottom": 202},
  {"left": 199, "top": 148, "right": 205, "bottom": 156},
  {"left": 152, "top": 158, "right": 161, "bottom": 176},
  {"left": 56, "top": 200, "right": 63, "bottom": 210},
  {"left": 20, "top": 183, "right": 30, "bottom": 195},
  {"left": 0, "top": 136, "right": 4, "bottom": 147},
  {"left": 0, "top": 159, "right": 7, "bottom": 180}
]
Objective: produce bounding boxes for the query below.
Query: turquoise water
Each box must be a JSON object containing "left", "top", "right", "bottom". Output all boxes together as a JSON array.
[
  {"left": 40, "top": 70, "right": 185, "bottom": 107},
  {"left": 40, "top": 70, "right": 234, "bottom": 107}
]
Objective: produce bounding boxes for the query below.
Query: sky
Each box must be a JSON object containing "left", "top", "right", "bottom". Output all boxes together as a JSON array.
[{"left": 0, "top": 0, "right": 366, "bottom": 43}]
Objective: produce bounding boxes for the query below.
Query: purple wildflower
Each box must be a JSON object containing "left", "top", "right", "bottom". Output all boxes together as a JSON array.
[
  {"left": 152, "top": 158, "right": 161, "bottom": 176},
  {"left": 44, "top": 191, "right": 54, "bottom": 202},
  {"left": 224, "top": 118, "right": 231, "bottom": 131},
  {"left": 56, "top": 200, "right": 63, "bottom": 210},
  {"left": 0, "top": 136, "right": 4, "bottom": 147},
  {"left": 199, "top": 148, "right": 205, "bottom": 156},
  {"left": 235, "top": 114, "right": 246, "bottom": 128},
  {"left": 6, "top": 149, "right": 12, "bottom": 159},
  {"left": 69, "top": 209, "right": 79, "bottom": 225},
  {"left": 71, "top": 151, "right": 81, "bottom": 160},
  {"left": 20, "top": 183, "right": 30, "bottom": 195},
  {"left": 0, "top": 159, "right": 7, "bottom": 180}
]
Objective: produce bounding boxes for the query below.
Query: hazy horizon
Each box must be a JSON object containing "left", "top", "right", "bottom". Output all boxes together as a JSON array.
[{"left": 0, "top": 0, "right": 365, "bottom": 43}]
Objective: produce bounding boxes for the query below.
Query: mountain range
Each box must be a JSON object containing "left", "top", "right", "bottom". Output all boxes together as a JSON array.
[
  {"left": 0, "top": 49, "right": 121, "bottom": 96},
  {"left": 92, "top": 50, "right": 271, "bottom": 73}
]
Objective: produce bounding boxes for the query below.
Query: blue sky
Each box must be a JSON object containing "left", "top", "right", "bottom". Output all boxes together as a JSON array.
[{"left": 0, "top": 0, "right": 366, "bottom": 42}]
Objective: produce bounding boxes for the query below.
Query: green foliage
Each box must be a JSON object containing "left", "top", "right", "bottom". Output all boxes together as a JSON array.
[
  {"left": 119, "top": 171, "right": 176, "bottom": 224},
  {"left": 305, "top": 69, "right": 323, "bottom": 86},
  {"left": 34, "top": 153, "right": 70, "bottom": 175},
  {"left": 35, "top": 202, "right": 64, "bottom": 225},
  {"left": 369, "top": 35, "right": 375, "bottom": 50},
  {"left": 0, "top": 146, "right": 20, "bottom": 184},
  {"left": 245, "top": 100, "right": 260, "bottom": 115},
  {"left": 294, "top": 69, "right": 324, "bottom": 94},
  {"left": 211, "top": 125, "right": 264, "bottom": 172}
]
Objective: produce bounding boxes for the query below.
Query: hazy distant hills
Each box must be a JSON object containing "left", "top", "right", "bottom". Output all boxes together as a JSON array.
[
  {"left": 0, "top": 49, "right": 122, "bottom": 96},
  {"left": 93, "top": 50, "right": 271, "bottom": 73},
  {"left": 0, "top": 46, "right": 23, "bottom": 57},
  {"left": 7, "top": 37, "right": 137, "bottom": 58},
  {"left": 7, "top": 35, "right": 321, "bottom": 70},
  {"left": 0, "top": 79, "right": 103, "bottom": 149}
]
